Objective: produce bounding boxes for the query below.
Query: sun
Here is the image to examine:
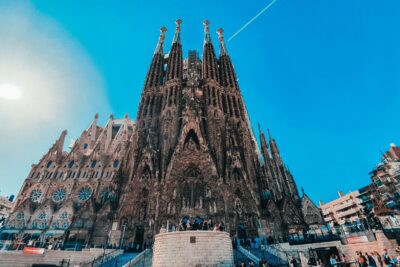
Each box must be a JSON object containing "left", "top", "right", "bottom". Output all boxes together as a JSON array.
[{"left": 0, "top": 83, "right": 22, "bottom": 100}]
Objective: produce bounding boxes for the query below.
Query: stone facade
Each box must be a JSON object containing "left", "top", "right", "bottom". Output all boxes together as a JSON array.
[
  {"left": 6, "top": 20, "right": 323, "bottom": 247},
  {"left": 152, "top": 231, "right": 233, "bottom": 267}
]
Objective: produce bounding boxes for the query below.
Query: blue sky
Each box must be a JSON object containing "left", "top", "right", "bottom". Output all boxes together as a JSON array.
[{"left": 0, "top": 0, "right": 399, "bottom": 204}]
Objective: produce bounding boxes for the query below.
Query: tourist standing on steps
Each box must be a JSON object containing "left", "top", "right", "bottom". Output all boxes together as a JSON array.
[
  {"left": 374, "top": 251, "right": 383, "bottom": 267},
  {"left": 289, "top": 255, "right": 298, "bottom": 267},
  {"left": 330, "top": 254, "right": 337, "bottom": 267},
  {"left": 383, "top": 249, "right": 393, "bottom": 267},
  {"left": 358, "top": 252, "right": 368, "bottom": 267},
  {"left": 366, "top": 252, "right": 377, "bottom": 267}
]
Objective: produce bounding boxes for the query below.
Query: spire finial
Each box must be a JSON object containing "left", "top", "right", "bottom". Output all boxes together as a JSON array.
[
  {"left": 172, "top": 19, "right": 182, "bottom": 44},
  {"left": 154, "top": 26, "right": 167, "bottom": 54},
  {"left": 203, "top": 19, "right": 211, "bottom": 43},
  {"left": 94, "top": 113, "right": 99, "bottom": 119},
  {"left": 267, "top": 128, "right": 272, "bottom": 140},
  {"left": 216, "top": 28, "right": 228, "bottom": 55}
]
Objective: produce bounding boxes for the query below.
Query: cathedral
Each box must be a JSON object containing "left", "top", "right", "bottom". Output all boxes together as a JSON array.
[{"left": 7, "top": 20, "right": 323, "bottom": 248}]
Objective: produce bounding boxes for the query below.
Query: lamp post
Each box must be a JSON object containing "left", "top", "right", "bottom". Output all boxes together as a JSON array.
[{"left": 119, "top": 223, "right": 127, "bottom": 249}]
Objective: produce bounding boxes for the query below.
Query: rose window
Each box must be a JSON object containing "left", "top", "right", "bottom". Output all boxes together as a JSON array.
[
  {"left": 78, "top": 186, "right": 93, "bottom": 201},
  {"left": 52, "top": 188, "right": 67, "bottom": 203},
  {"left": 30, "top": 189, "right": 43, "bottom": 203}
]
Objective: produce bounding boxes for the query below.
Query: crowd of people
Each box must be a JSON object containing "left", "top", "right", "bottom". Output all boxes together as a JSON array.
[
  {"left": 306, "top": 248, "right": 400, "bottom": 267},
  {"left": 160, "top": 216, "right": 225, "bottom": 233}
]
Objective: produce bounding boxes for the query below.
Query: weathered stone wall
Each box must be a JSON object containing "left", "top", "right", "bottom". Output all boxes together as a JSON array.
[{"left": 152, "top": 231, "right": 233, "bottom": 267}]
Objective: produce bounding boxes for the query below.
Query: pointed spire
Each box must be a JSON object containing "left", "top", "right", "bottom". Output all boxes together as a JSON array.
[
  {"left": 88, "top": 113, "right": 99, "bottom": 141},
  {"left": 216, "top": 28, "right": 228, "bottom": 55},
  {"left": 154, "top": 26, "right": 167, "bottom": 54},
  {"left": 166, "top": 19, "right": 183, "bottom": 81},
  {"left": 172, "top": 19, "right": 182, "bottom": 44},
  {"left": 203, "top": 20, "right": 211, "bottom": 44}
]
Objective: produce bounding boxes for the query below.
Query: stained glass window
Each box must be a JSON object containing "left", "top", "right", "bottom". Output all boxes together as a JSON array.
[
  {"left": 38, "top": 211, "right": 47, "bottom": 220},
  {"left": 30, "top": 188, "right": 42, "bottom": 203},
  {"left": 16, "top": 212, "right": 24, "bottom": 221},
  {"left": 52, "top": 188, "right": 67, "bottom": 203},
  {"left": 78, "top": 186, "right": 92, "bottom": 201},
  {"left": 60, "top": 212, "right": 68, "bottom": 219}
]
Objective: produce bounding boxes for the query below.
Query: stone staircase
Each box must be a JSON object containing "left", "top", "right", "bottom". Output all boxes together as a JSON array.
[
  {"left": 235, "top": 245, "right": 288, "bottom": 267},
  {"left": 99, "top": 253, "right": 140, "bottom": 267},
  {"left": 122, "top": 249, "right": 152, "bottom": 267}
]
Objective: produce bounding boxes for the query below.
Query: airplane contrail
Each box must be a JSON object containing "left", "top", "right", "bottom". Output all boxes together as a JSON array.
[{"left": 228, "top": 0, "right": 278, "bottom": 42}]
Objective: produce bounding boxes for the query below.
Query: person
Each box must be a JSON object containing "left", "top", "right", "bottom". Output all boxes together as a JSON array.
[
  {"left": 358, "top": 252, "right": 368, "bottom": 267},
  {"left": 241, "top": 262, "right": 246, "bottom": 267},
  {"left": 290, "top": 256, "right": 298, "bottom": 267},
  {"left": 330, "top": 254, "right": 337, "bottom": 267},
  {"left": 249, "top": 261, "right": 255, "bottom": 266},
  {"left": 373, "top": 252, "right": 383, "bottom": 267},
  {"left": 342, "top": 254, "right": 350, "bottom": 267},
  {"left": 383, "top": 249, "right": 393, "bottom": 267},
  {"left": 366, "top": 252, "right": 377, "bottom": 267}
]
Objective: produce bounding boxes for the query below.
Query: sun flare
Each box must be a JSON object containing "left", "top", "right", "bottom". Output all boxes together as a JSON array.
[{"left": 0, "top": 83, "right": 22, "bottom": 100}]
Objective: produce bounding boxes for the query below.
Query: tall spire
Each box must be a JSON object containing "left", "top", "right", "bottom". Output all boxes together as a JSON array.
[
  {"left": 154, "top": 26, "right": 167, "bottom": 54},
  {"left": 216, "top": 28, "right": 228, "bottom": 56},
  {"left": 166, "top": 19, "right": 183, "bottom": 81},
  {"left": 268, "top": 129, "right": 282, "bottom": 166},
  {"left": 203, "top": 19, "right": 212, "bottom": 44},
  {"left": 202, "top": 20, "right": 219, "bottom": 81},
  {"left": 172, "top": 19, "right": 182, "bottom": 44},
  {"left": 217, "top": 27, "right": 238, "bottom": 89},
  {"left": 144, "top": 27, "right": 166, "bottom": 89}
]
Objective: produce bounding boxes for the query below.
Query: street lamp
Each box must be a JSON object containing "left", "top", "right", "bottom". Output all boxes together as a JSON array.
[{"left": 119, "top": 223, "right": 127, "bottom": 249}]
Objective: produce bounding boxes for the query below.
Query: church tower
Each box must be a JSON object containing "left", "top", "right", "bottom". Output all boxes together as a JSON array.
[{"left": 7, "top": 20, "right": 318, "bottom": 249}]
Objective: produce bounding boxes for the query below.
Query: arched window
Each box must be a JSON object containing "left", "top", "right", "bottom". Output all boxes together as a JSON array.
[
  {"left": 141, "top": 166, "right": 151, "bottom": 180},
  {"left": 91, "top": 160, "right": 97, "bottom": 168},
  {"left": 46, "top": 161, "right": 53, "bottom": 169},
  {"left": 68, "top": 160, "right": 75, "bottom": 169},
  {"left": 113, "top": 160, "right": 120, "bottom": 168}
]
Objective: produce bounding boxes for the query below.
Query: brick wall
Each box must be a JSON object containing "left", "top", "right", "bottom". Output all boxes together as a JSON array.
[{"left": 152, "top": 231, "right": 233, "bottom": 267}]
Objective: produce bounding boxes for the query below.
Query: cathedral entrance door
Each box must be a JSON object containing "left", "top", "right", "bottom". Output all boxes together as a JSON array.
[{"left": 133, "top": 226, "right": 144, "bottom": 251}]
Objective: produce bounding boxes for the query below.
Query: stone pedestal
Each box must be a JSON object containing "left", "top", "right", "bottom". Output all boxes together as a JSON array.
[{"left": 152, "top": 231, "right": 233, "bottom": 267}]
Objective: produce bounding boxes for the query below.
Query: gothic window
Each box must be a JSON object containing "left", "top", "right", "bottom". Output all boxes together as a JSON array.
[
  {"left": 78, "top": 186, "right": 93, "bottom": 201},
  {"left": 232, "top": 168, "right": 241, "bottom": 181},
  {"left": 62, "top": 221, "right": 69, "bottom": 229},
  {"left": 60, "top": 212, "right": 68, "bottom": 220},
  {"left": 68, "top": 160, "right": 75, "bottom": 168},
  {"left": 46, "top": 161, "right": 53, "bottom": 168},
  {"left": 184, "top": 130, "right": 200, "bottom": 151},
  {"left": 91, "top": 160, "right": 97, "bottom": 168},
  {"left": 83, "top": 144, "right": 88, "bottom": 149},
  {"left": 141, "top": 166, "right": 151, "bottom": 180},
  {"left": 30, "top": 188, "right": 43, "bottom": 203},
  {"left": 31, "top": 221, "right": 38, "bottom": 229},
  {"left": 38, "top": 221, "right": 47, "bottom": 229},
  {"left": 16, "top": 212, "right": 24, "bottom": 221},
  {"left": 52, "top": 188, "right": 67, "bottom": 203},
  {"left": 38, "top": 211, "right": 47, "bottom": 220},
  {"left": 113, "top": 160, "right": 120, "bottom": 168}
]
